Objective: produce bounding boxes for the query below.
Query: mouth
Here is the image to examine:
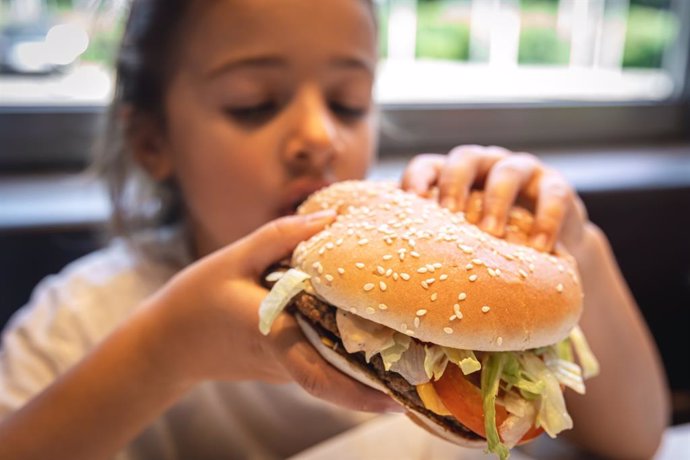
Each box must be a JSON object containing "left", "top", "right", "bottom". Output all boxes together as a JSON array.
[{"left": 277, "top": 179, "right": 332, "bottom": 217}]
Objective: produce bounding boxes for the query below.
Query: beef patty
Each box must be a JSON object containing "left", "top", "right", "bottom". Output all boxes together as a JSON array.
[{"left": 289, "top": 291, "right": 482, "bottom": 442}]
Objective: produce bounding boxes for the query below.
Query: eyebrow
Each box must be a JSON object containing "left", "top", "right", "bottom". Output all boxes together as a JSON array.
[{"left": 206, "top": 55, "right": 374, "bottom": 79}]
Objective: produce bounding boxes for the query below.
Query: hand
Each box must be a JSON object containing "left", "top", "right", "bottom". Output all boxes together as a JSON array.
[
  {"left": 401, "top": 145, "right": 589, "bottom": 255},
  {"left": 145, "top": 210, "right": 398, "bottom": 413}
]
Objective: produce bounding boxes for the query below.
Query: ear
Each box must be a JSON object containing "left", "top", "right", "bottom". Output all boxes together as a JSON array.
[{"left": 123, "top": 108, "right": 174, "bottom": 182}]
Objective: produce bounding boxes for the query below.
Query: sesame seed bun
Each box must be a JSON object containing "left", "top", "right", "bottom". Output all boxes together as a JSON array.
[{"left": 293, "top": 181, "right": 582, "bottom": 351}]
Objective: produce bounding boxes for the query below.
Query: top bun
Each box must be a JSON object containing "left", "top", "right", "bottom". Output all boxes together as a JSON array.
[{"left": 293, "top": 181, "right": 582, "bottom": 351}]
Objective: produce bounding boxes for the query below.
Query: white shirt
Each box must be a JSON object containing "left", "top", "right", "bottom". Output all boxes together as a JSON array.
[{"left": 0, "top": 230, "right": 371, "bottom": 459}]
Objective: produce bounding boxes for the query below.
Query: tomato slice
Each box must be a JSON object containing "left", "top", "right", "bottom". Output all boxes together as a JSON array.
[{"left": 432, "top": 364, "right": 543, "bottom": 443}]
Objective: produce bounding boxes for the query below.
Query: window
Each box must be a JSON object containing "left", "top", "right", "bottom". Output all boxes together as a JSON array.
[
  {"left": 0, "top": 0, "right": 688, "bottom": 168},
  {"left": 375, "top": 0, "right": 683, "bottom": 103}
]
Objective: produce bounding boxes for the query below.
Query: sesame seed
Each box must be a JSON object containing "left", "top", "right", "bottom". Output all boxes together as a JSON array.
[
  {"left": 458, "top": 292, "right": 467, "bottom": 301},
  {"left": 384, "top": 238, "right": 393, "bottom": 245},
  {"left": 385, "top": 268, "right": 393, "bottom": 277},
  {"left": 472, "top": 258, "right": 484, "bottom": 265},
  {"left": 519, "top": 269, "right": 528, "bottom": 278},
  {"left": 376, "top": 266, "right": 385, "bottom": 275},
  {"left": 444, "top": 327, "right": 454, "bottom": 334},
  {"left": 358, "top": 238, "right": 369, "bottom": 245},
  {"left": 318, "top": 247, "right": 325, "bottom": 255},
  {"left": 378, "top": 303, "right": 388, "bottom": 310},
  {"left": 459, "top": 245, "right": 474, "bottom": 254},
  {"left": 454, "top": 304, "right": 463, "bottom": 319},
  {"left": 410, "top": 251, "right": 421, "bottom": 258},
  {"left": 488, "top": 268, "right": 497, "bottom": 277},
  {"left": 401, "top": 323, "right": 408, "bottom": 331},
  {"left": 497, "top": 337, "right": 503, "bottom": 346},
  {"left": 363, "top": 283, "right": 375, "bottom": 291},
  {"left": 417, "top": 267, "right": 428, "bottom": 274},
  {"left": 449, "top": 315, "right": 457, "bottom": 321},
  {"left": 409, "top": 239, "right": 416, "bottom": 247},
  {"left": 425, "top": 278, "right": 436, "bottom": 285},
  {"left": 400, "top": 273, "right": 411, "bottom": 281},
  {"left": 366, "top": 307, "right": 376, "bottom": 315},
  {"left": 433, "top": 262, "right": 442, "bottom": 269},
  {"left": 431, "top": 292, "right": 438, "bottom": 302},
  {"left": 337, "top": 267, "right": 345, "bottom": 275},
  {"left": 405, "top": 329, "right": 415, "bottom": 336},
  {"left": 324, "top": 274, "right": 334, "bottom": 282},
  {"left": 413, "top": 317, "right": 421, "bottom": 328},
  {"left": 399, "top": 252, "right": 405, "bottom": 261},
  {"left": 495, "top": 268, "right": 502, "bottom": 276},
  {"left": 482, "top": 305, "right": 491, "bottom": 313},
  {"left": 355, "top": 262, "right": 365, "bottom": 269},
  {"left": 349, "top": 307, "right": 358, "bottom": 314},
  {"left": 465, "top": 263, "right": 474, "bottom": 270},
  {"left": 325, "top": 242, "right": 334, "bottom": 250},
  {"left": 335, "top": 238, "right": 344, "bottom": 246},
  {"left": 529, "top": 263, "right": 535, "bottom": 272},
  {"left": 439, "top": 274, "right": 448, "bottom": 281},
  {"left": 383, "top": 254, "right": 393, "bottom": 261},
  {"left": 557, "top": 283, "right": 564, "bottom": 293},
  {"left": 421, "top": 281, "right": 429, "bottom": 289},
  {"left": 379, "top": 281, "right": 387, "bottom": 291},
  {"left": 393, "top": 272, "right": 399, "bottom": 281},
  {"left": 416, "top": 309, "right": 428, "bottom": 316},
  {"left": 469, "top": 274, "right": 478, "bottom": 282},
  {"left": 426, "top": 264, "right": 435, "bottom": 273}
]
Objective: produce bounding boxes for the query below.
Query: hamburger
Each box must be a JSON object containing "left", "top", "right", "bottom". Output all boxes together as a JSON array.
[{"left": 259, "top": 181, "right": 599, "bottom": 459}]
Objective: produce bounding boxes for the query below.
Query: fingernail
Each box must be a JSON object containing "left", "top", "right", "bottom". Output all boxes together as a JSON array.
[
  {"left": 441, "top": 196, "right": 456, "bottom": 211},
  {"left": 481, "top": 214, "right": 499, "bottom": 235},
  {"left": 531, "top": 232, "right": 549, "bottom": 252},
  {"left": 305, "top": 209, "right": 336, "bottom": 223}
]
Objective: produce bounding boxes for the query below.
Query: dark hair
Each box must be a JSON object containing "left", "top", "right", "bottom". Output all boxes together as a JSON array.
[{"left": 94, "top": 0, "right": 194, "bottom": 239}]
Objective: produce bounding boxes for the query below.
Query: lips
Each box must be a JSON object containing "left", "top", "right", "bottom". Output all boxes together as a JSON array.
[{"left": 277, "top": 178, "right": 332, "bottom": 217}]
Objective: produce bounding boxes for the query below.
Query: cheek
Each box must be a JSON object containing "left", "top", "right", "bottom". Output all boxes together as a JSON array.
[{"left": 167, "top": 117, "right": 282, "bottom": 245}]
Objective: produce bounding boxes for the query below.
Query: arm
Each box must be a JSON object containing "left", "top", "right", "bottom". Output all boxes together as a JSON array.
[
  {"left": 563, "top": 223, "right": 670, "bottom": 459},
  {"left": 0, "top": 211, "right": 396, "bottom": 460}
]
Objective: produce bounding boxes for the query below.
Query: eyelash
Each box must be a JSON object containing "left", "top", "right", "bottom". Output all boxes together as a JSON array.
[{"left": 224, "top": 101, "right": 367, "bottom": 125}]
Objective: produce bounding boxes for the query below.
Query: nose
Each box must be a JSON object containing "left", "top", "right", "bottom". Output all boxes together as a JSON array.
[{"left": 282, "top": 87, "right": 339, "bottom": 174}]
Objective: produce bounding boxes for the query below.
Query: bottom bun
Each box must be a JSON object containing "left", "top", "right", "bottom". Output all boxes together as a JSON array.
[{"left": 295, "top": 314, "right": 487, "bottom": 449}]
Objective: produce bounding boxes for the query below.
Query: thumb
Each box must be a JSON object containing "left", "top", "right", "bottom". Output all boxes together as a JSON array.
[{"left": 235, "top": 210, "right": 337, "bottom": 277}]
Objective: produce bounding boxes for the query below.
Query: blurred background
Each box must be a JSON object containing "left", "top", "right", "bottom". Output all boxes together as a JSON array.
[{"left": 1, "top": 0, "right": 689, "bottom": 424}]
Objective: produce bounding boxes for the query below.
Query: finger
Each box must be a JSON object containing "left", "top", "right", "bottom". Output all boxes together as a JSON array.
[
  {"left": 236, "top": 210, "right": 337, "bottom": 276},
  {"left": 480, "top": 154, "right": 541, "bottom": 237},
  {"left": 437, "top": 146, "right": 482, "bottom": 212},
  {"left": 269, "top": 315, "right": 401, "bottom": 413},
  {"left": 529, "top": 171, "right": 573, "bottom": 252},
  {"left": 400, "top": 154, "right": 444, "bottom": 197}
]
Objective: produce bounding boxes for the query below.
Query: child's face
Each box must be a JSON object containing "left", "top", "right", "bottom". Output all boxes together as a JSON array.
[{"left": 153, "top": 0, "right": 378, "bottom": 256}]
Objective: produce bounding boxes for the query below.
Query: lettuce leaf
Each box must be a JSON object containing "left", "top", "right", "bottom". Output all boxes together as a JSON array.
[
  {"left": 517, "top": 353, "right": 573, "bottom": 438},
  {"left": 481, "top": 353, "right": 510, "bottom": 460},
  {"left": 258, "top": 268, "right": 311, "bottom": 335},
  {"left": 380, "top": 333, "right": 411, "bottom": 370},
  {"left": 424, "top": 345, "right": 449, "bottom": 380},
  {"left": 444, "top": 348, "right": 482, "bottom": 375},
  {"left": 501, "top": 353, "right": 545, "bottom": 397},
  {"left": 390, "top": 339, "right": 429, "bottom": 384},
  {"left": 569, "top": 326, "right": 600, "bottom": 379},
  {"left": 335, "top": 310, "right": 396, "bottom": 362}
]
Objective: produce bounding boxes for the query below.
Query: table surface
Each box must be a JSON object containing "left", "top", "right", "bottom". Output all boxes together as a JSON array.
[{"left": 290, "top": 414, "right": 690, "bottom": 460}]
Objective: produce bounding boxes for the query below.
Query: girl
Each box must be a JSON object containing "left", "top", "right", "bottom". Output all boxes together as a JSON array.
[{"left": 0, "top": 1, "right": 669, "bottom": 459}]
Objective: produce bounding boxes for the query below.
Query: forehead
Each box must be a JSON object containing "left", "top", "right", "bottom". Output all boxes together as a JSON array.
[{"left": 181, "top": 0, "right": 377, "bottom": 74}]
